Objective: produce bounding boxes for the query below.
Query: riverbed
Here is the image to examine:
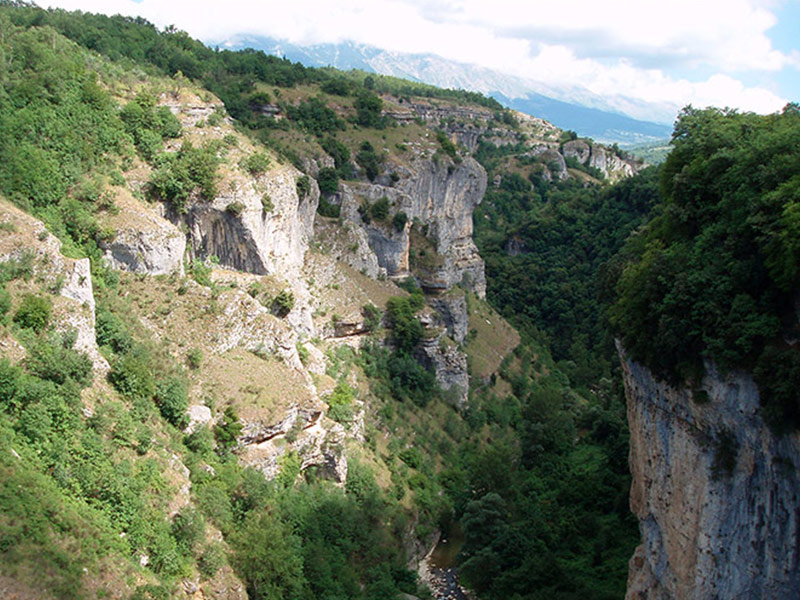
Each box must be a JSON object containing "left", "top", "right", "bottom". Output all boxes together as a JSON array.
[{"left": 419, "top": 524, "right": 474, "bottom": 600}]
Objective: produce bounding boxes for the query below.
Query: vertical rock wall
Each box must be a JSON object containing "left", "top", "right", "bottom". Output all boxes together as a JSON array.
[
  {"left": 619, "top": 343, "right": 800, "bottom": 599},
  {"left": 340, "top": 156, "right": 488, "bottom": 297}
]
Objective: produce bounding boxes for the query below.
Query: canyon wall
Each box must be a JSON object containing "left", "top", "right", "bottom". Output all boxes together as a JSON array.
[{"left": 620, "top": 343, "right": 800, "bottom": 599}]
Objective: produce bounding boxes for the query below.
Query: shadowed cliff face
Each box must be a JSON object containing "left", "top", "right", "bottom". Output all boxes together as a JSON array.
[{"left": 619, "top": 343, "right": 800, "bottom": 600}]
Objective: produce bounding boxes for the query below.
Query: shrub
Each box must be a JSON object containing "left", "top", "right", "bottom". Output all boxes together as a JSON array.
[
  {"left": 285, "top": 97, "right": 345, "bottom": 135},
  {"left": 317, "top": 196, "right": 340, "bottom": 218},
  {"left": 362, "top": 304, "right": 383, "bottom": 331},
  {"left": 0, "top": 286, "right": 11, "bottom": 320},
  {"left": 327, "top": 381, "right": 355, "bottom": 425},
  {"left": 317, "top": 167, "right": 339, "bottom": 195},
  {"left": 271, "top": 289, "right": 295, "bottom": 317},
  {"left": 96, "top": 308, "right": 133, "bottom": 354},
  {"left": 321, "top": 137, "right": 351, "bottom": 176},
  {"left": 296, "top": 175, "right": 311, "bottom": 199},
  {"left": 386, "top": 296, "right": 423, "bottom": 352},
  {"left": 109, "top": 346, "right": 155, "bottom": 400},
  {"left": 355, "top": 92, "right": 384, "bottom": 128},
  {"left": 206, "top": 111, "right": 223, "bottom": 127},
  {"left": 371, "top": 197, "right": 390, "bottom": 221},
  {"left": 199, "top": 542, "right": 226, "bottom": 579},
  {"left": 436, "top": 130, "right": 458, "bottom": 159},
  {"left": 296, "top": 343, "right": 310, "bottom": 365},
  {"left": 171, "top": 508, "right": 205, "bottom": 555},
  {"left": 190, "top": 259, "right": 213, "bottom": 287},
  {"left": 225, "top": 201, "right": 246, "bottom": 217},
  {"left": 13, "top": 294, "right": 52, "bottom": 333},
  {"left": 356, "top": 142, "right": 381, "bottom": 181},
  {"left": 186, "top": 348, "right": 203, "bottom": 370},
  {"left": 214, "top": 406, "right": 242, "bottom": 452},
  {"left": 393, "top": 211, "right": 408, "bottom": 232},
  {"left": 261, "top": 194, "right": 274, "bottom": 212},
  {"left": 149, "top": 142, "right": 219, "bottom": 213},
  {"left": 25, "top": 334, "right": 93, "bottom": 387},
  {"left": 184, "top": 425, "right": 215, "bottom": 456},
  {"left": 321, "top": 78, "right": 351, "bottom": 96},
  {"left": 240, "top": 152, "right": 271, "bottom": 176},
  {"left": 155, "top": 376, "right": 189, "bottom": 428}
]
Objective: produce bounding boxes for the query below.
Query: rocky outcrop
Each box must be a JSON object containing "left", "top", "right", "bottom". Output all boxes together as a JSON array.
[
  {"left": 563, "top": 139, "right": 642, "bottom": 182},
  {"left": 0, "top": 200, "right": 108, "bottom": 374},
  {"left": 100, "top": 191, "right": 185, "bottom": 275},
  {"left": 428, "top": 292, "right": 468, "bottom": 344},
  {"left": 418, "top": 311, "right": 469, "bottom": 409},
  {"left": 340, "top": 156, "right": 488, "bottom": 297},
  {"left": 420, "top": 339, "right": 468, "bottom": 409},
  {"left": 238, "top": 405, "right": 348, "bottom": 483},
  {"left": 178, "top": 166, "right": 318, "bottom": 278},
  {"left": 525, "top": 145, "right": 569, "bottom": 181},
  {"left": 620, "top": 343, "right": 800, "bottom": 599}
]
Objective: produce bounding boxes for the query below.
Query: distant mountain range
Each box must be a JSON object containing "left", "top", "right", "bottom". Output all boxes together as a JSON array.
[{"left": 214, "top": 35, "right": 675, "bottom": 145}]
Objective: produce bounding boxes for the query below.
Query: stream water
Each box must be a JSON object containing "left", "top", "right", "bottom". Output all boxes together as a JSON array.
[
  {"left": 429, "top": 523, "right": 464, "bottom": 569},
  {"left": 425, "top": 524, "right": 471, "bottom": 600}
]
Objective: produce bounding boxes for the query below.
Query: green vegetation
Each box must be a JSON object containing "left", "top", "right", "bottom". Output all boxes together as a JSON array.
[
  {"left": 240, "top": 152, "right": 271, "bottom": 176},
  {"left": 271, "top": 289, "right": 295, "bottom": 317},
  {"left": 475, "top": 154, "right": 659, "bottom": 388},
  {"left": 326, "top": 381, "right": 355, "bottom": 425},
  {"left": 149, "top": 142, "right": 219, "bottom": 213},
  {"left": 285, "top": 96, "right": 346, "bottom": 135},
  {"left": 610, "top": 105, "right": 800, "bottom": 430},
  {"left": 7, "top": 5, "right": 794, "bottom": 600},
  {"left": 120, "top": 92, "right": 182, "bottom": 161},
  {"left": 13, "top": 293, "right": 52, "bottom": 333},
  {"left": 356, "top": 141, "right": 382, "bottom": 182}
]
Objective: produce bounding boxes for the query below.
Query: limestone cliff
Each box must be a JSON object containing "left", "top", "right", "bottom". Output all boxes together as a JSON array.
[
  {"left": 177, "top": 164, "right": 318, "bottom": 279},
  {"left": 563, "top": 139, "right": 639, "bottom": 183},
  {"left": 339, "top": 155, "right": 488, "bottom": 297},
  {"left": 620, "top": 343, "right": 800, "bottom": 599}
]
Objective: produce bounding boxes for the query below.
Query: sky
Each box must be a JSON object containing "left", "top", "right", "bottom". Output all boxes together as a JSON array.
[{"left": 44, "top": 0, "right": 800, "bottom": 117}]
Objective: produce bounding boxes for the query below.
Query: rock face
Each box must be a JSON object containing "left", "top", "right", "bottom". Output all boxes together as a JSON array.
[
  {"left": 178, "top": 166, "right": 318, "bottom": 277},
  {"left": 238, "top": 406, "right": 348, "bottom": 484},
  {"left": 620, "top": 343, "right": 800, "bottom": 599},
  {"left": 340, "top": 156, "right": 488, "bottom": 297},
  {"left": 562, "top": 139, "right": 640, "bottom": 182},
  {"left": 418, "top": 310, "right": 469, "bottom": 409},
  {"left": 100, "top": 191, "right": 185, "bottom": 276},
  {"left": 428, "top": 293, "right": 468, "bottom": 344},
  {"left": 0, "top": 200, "right": 108, "bottom": 374}
]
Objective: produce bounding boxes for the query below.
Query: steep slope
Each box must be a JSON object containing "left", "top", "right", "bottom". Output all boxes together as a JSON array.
[
  {"left": 611, "top": 106, "right": 800, "bottom": 597},
  {"left": 0, "top": 6, "right": 648, "bottom": 599}
]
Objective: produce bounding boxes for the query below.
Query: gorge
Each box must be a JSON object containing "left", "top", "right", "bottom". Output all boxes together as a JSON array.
[{"left": 0, "top": 4, "right": 798, "bottom": 600}]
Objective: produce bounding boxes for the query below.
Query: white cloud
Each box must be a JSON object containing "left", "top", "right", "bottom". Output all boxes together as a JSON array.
[{"left": 44, "top": 0, "right": 793, "bottom": 116}]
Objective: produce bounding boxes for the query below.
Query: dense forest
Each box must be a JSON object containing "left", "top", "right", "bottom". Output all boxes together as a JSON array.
[{"left": 1, "top": 2, "right": 797, "bottom": 600}]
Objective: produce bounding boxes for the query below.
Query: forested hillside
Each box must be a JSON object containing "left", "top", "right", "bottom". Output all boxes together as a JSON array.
[{"left": 0, "top": 3, "right": 705, "bottom": 600}]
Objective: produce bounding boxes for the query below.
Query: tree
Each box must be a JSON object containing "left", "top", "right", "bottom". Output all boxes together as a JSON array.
[
  {"left": 355, "top": 92, "right": 383, "bottom": 128},
  {"left": 231, "top": 510, "right": 307, "bottom": 600}
]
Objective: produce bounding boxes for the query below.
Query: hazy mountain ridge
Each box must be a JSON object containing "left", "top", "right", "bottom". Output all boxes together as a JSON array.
[{"left": 217, "top": 35, "right": 675, "bottom": 144}]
